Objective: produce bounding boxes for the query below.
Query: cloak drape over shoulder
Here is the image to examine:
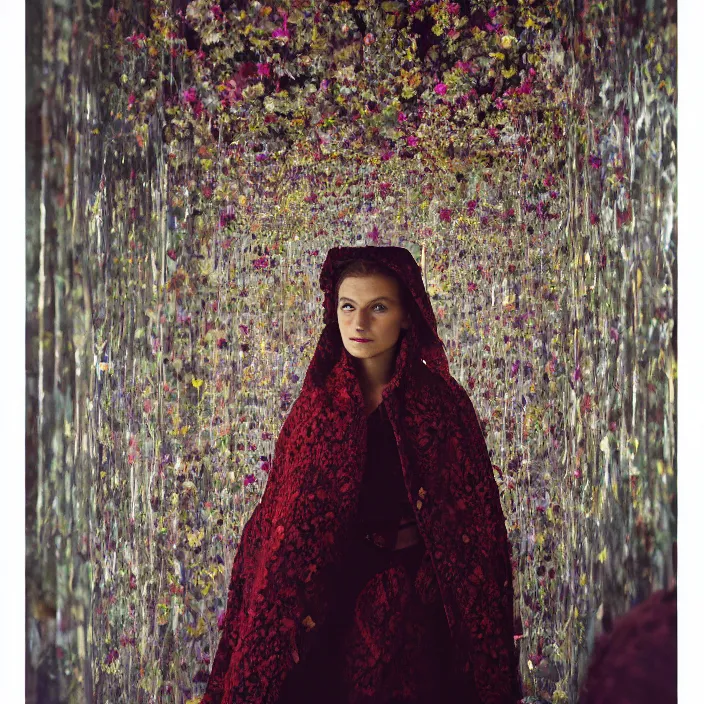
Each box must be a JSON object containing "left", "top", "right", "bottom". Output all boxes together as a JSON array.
[{"left": 201, "top": 246, "right": 521, "bottom": 704}]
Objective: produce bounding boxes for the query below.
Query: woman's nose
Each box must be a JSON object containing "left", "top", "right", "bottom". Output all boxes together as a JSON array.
[{"left": 354, "top": 312, "right": 369, "bottom": 328}]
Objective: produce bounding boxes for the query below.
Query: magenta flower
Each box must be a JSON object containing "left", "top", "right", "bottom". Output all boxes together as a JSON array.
[
  {"left": 588, "top": 154, "right": 602, "bottom": 169},
  {"left": 272, "top": 10, "right": 290, "bottom": 41},
  {"left": 518, "top": 79, "right": 533, "bottom": 95},
  {"left": 182, "top": 87, "right": 197, "bottom": 103},
  {"left": 439, "top": 208, "right": 453, "bottom": 222},
  {"left": 125, "top": 32, "right": 146, "bottom": 47},
  {"left": 495, "top": 98, "right": 505, "bottom": 109},
  {"left": 406, "top": 135, "right": 419, "bottom": 147},
  {"left": 397, "top": 111, "right": 407, "bottom": 123},
  {"left": 257, "top": 62, "right": 271, "bottom": 77},
  {"left": 244, "top": 474, "right": 256, "bottom": 487},
  {"left": 434, "top": 82, "right": 448, "bottom": 95},
  {"left": 622, "top": 109, "right": 630, "bottom": 133}
]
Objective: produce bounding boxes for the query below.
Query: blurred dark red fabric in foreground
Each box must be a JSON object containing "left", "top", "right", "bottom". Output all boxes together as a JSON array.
[{"left": 578, "top": 587, "right": 676, "bottom": 704}]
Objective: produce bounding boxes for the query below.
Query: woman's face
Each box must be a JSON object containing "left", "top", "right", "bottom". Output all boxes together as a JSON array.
[{"left": 336, "top": 274, "right": 410, "bottom": 363}]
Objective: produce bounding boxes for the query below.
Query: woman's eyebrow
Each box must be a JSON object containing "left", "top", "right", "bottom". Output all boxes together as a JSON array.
[{"left": 338, "top": 296, "right": 394, "bottom": 304}]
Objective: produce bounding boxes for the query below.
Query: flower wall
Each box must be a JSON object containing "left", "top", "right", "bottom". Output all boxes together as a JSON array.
[{"left": 26, "top": 1, "right": 676, "bottom": 702}]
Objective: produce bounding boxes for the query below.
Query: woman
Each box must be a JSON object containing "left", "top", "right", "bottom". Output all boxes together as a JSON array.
[{"left": 201, "top": 246, "right": 521, "bottom": 704}]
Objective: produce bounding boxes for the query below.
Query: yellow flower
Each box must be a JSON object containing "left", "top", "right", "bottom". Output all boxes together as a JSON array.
[{"left": 500, "top": 34, "right": 514, "bottom": 49}]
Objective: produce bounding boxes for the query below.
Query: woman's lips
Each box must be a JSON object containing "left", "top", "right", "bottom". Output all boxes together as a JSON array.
[{"left": 350, "top": 338, "right": 371, "bottom": 343}]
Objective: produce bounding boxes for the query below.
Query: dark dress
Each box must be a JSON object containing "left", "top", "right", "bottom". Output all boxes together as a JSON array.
[{"left": 276, "top": 403, "right": 459, "bottom": 704}]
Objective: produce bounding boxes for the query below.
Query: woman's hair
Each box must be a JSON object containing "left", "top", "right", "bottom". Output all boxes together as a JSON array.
[{"left": 334, "top": 259, "right": 413, "bottom": 315}]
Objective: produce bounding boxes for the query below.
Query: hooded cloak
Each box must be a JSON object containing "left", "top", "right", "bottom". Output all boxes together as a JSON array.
[{"left": 201, "top": 245, "right": 522, "bottom": 704}]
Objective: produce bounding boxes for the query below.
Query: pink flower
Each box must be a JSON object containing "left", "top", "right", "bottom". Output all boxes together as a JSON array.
[
  {"left": 434, "top": 82, "right": 448, "bottom": 95},
  {"left": 272, "top": 11, "right": 290, "bottom": 41},
  {"left": 406, "top": 135, "right": 419, "bottom": 147},
  {"left": 257, "top": 62, "right": 271, "bottom": 77},
  {"left": 495, "top": 98, "right": 505, "bottom": 109},
  {"left": 125, "top": 32, "right": 146, "bottom": 47},
  {"left": 363, "top": 33, "right": 375, "bottom": 45},
  {"left": 210, "top": 4, "right": 223, "bottom": 21},
  {"left": 182, "top": 87, "right": 197, "bottom": 104},
  {"left": 588, "top": 154, "right": 602, "bottom": 169},
  {"left": 518, "top": 79, "right": 533, "bottom": 95},
  {"left": 397, "top": 111, "right": 407, "bottom": 123}
]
